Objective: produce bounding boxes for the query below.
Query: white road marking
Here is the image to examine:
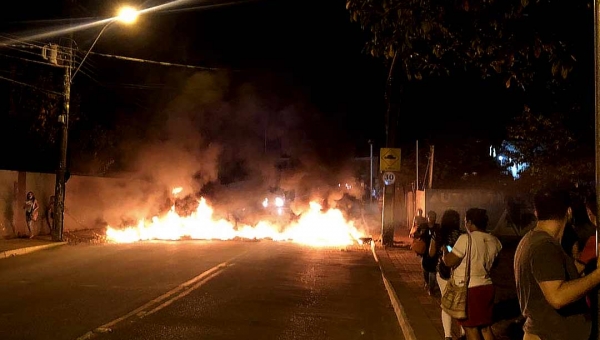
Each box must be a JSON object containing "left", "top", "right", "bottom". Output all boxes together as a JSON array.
[
  {"left": 76, "top": 251, "right": 246, "bottom": 340},
  {"left": 371, "top": 245, "right": 417, "bottom": 340}
]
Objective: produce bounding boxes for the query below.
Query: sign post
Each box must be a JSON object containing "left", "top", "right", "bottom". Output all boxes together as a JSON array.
[{"left": 380, "top": 148, "right": 401, "bottom": 246}]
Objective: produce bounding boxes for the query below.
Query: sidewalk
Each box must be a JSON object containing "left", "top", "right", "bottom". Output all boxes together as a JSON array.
[
  {"left": 374, "top": 242, "right": 459, "bottom": 339},
  {"left": 0, "top": 235, "right": 66, "bottom": 259},
  {"left": 374, "top": 231, "right": 524, "bottom": 340}
]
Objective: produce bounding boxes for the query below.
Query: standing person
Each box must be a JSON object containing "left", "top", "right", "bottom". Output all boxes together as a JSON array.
[
  {"left": 410, "top": 208, "right": 427, "bottom": 237},
  {"left": 572, "top": 192, "right": 598, "bottom": 277},
  {"left": 443, "top": 208, "right": 502, "bottom": 340},
  {"left": 514, "top": 187, "right": 600, "bottom": 340},
  {"left": 578, "top": 192, "right": 598, "bottom": 269},
  {"left": 414, "top": 210, "right": 440, "bottom": 295},
  {"left": 430, "top": 209, "right": 466, "bottom": 340},
  {"left": 46, "top": 195, "right": 55, "bottom": 235},
  {"left": 23, "top": 191, "right": 39, "bottom": 238}
]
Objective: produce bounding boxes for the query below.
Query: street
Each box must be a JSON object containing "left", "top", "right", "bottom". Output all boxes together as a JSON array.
[{"left": 0, "top": 240, "right": 402, "bottom": 340}]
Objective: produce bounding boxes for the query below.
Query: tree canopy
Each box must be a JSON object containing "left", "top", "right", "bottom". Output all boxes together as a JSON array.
[
  {"left": 347, "top": 0, "right": 595, "bottom": 189},
  {"left": 346, "top": 0, "right": 591, "bottom": 89}
]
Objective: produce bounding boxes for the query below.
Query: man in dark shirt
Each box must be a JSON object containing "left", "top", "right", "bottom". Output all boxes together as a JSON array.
[
  {"left": 414, "top": 210, "right": 440, "bottom": 295},
  {"left": 514, "top": 187, "right": 600, "bottom": 340}
]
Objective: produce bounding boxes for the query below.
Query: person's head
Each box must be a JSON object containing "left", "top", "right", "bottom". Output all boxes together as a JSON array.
[
  {"left": 26, "top": 191, "right": 34, "bottom": 200},
  {"left": 441, "top": 209, "right": 460, "bottom": 232},
  {"left": 585, "top": 192, "right": 597, "bottom": 226},
  {"left": 465, "top": 208, "right": 488, "bottom": 231},
  {"left": 427, "top": 210, "right": 437, "bottom": 225},
  {"left": 534, "top": 187, "right": 572, "bottom": 223},
  {"left": 417, "top": 208, "right": 424, "bottom": 217}
]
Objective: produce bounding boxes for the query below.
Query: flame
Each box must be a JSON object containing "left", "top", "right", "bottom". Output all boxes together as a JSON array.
[{"left": 105, "top": 191, "right": 365, "bottom": 247}]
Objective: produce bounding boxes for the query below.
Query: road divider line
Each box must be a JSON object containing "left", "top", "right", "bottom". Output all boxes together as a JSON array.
[
  {"left": 142, "top": 269, "right": 224, "bottom": 317},
  {"left": 371, "top": 244, "right": 417, "bottom": 340},
  {"left": 76, "top": 251, "right": 248, "bottom": 340}
]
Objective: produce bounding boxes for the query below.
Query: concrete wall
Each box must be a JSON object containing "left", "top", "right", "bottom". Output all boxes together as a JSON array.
[
  {"left": 424, "top": 189, "right": 505, "bottom": 231},
  {"left": 0, "top": 170, "right": 18, "bottom": 237},
  {"left": 0, "top": 170, "right": 155, "bottom": 238}
]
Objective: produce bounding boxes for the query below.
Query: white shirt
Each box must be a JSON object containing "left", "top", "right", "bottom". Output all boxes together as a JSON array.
[{"left": 451, "top": 230, "right": 502, "bottom": 287}]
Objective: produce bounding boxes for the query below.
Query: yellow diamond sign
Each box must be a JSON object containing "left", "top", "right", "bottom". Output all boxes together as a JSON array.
[{"left": 380, "top": 148, "right": 401, "bottom": 172}]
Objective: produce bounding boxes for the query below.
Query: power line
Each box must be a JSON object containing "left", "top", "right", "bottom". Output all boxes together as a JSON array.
[
  {"left": 87, "top": 51, "right": 232, "bottom": 71},
  {"left": 0, "top": 34, "right": 44, "bottom": 48},
  {"left": 0, "top": 74, "right": 63, "bottom": 96},
  {"left": 1, "top": 34, "right": 234, "bottom": 72},
  {"left": 0, "top": 52, "right": 60, "bottom": 68},
  {"left": 160, "top": 0, "right": 264, "bottom": 14}
]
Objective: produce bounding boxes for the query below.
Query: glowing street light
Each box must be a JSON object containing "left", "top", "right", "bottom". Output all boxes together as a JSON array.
[
  {"left": 116, "top": 6, "right": 139, "bottom": 24},
  {"left": 71, "top": 5, "right": 139, "bottom": 81}
]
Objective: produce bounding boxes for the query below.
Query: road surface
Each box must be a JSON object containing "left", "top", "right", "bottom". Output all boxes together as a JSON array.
[{"left": 0, "top": 240, "right": 402, "bottom": 340}]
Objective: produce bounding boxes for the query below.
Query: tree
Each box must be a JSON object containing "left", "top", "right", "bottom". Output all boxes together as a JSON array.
[
  {"left": 0, "top": 50, "right": 107, "bottom": 173},
  {"left": 0, "top": 55, "right": 64, "bottom": 171},
  {"left": 393, "top": 139, "right": 512, "bottom": 191},
  {"left": 347, "top": 0, "right": 594, "bottom": 189},
  {"left": 345, "top": 0, "right": 590, "bottom": 89},
  {"left": 503, "top": 105, "right": 594, "bottom": 191}
]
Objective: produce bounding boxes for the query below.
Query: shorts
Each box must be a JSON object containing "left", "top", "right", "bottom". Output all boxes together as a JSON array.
[{"left": 458, "top": 284, "right": 495, "bottom": 327}]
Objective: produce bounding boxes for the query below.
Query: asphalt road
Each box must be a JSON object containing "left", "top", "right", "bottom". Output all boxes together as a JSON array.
[{"left": 0, "top": 240, "right": 402, "bottom": 340}]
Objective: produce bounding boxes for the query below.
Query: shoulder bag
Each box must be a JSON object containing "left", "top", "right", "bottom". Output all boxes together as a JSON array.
[{"left": 441, "top": 232, "right": 472, "bottom": 319}]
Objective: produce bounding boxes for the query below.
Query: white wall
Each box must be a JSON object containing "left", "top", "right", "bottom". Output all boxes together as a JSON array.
[{"left": 0, "top": 170, "right": 154, "bottom": 237}]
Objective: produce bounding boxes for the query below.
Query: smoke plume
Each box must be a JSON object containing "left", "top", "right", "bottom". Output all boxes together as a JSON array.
[{"left": 95, "top": 71, "right": 363, "bottom": 228}]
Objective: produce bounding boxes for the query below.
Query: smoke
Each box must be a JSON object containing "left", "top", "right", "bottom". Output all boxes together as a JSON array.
[{"left": 94, "top": 71, "right": 364, "bottom": 228}]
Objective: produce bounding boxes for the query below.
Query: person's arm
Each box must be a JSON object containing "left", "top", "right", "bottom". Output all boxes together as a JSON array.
[
  {"left": 428, "top": 237, "right": 438, "bottom": 258},
  {"left": 412, "top": 226, "right": 424, "bottom": 238},
  {"left": 540, "top": 268, "right": 600, "bottom": 309},
  {"left": 535, "top": 241, "right": 600, "bottom": 309},
  {"left": 574, "top": 261, "right": 586, "bottom": 275},
  {"left": 443, "top": 234, "right": 466, "bottom": 267},
  {"left": 443, "top": 249, "right": 462, "bottom": 267}
]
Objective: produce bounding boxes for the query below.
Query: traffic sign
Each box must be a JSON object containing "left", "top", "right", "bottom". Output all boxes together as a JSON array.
[
  {"left": 383, "top": 172, "right": 396, "bottom": 185},
  {"left": 380, "top": 148, "right": 401, "bottom": 172}
]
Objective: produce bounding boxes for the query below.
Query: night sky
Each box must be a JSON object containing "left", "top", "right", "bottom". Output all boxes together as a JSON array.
[{"left": 0, "top": 0, "right": 530, "bottom": 175}]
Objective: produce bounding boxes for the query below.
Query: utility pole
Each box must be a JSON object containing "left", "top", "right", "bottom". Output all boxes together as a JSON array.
[
  {"left": 381, "top": 51, "right": 400, "bottom": 247},
  {"left": 369, "top": 140, "right": 374, "bottom": 203},
  {"left": 47, "top": 4, "right": 138, "bottom": 242},
  {"left": 414, "top": 139, "right": 419, "bottom": 223},
  {"left": 52, "top": 42, "right": 72, "bottom": 242}
]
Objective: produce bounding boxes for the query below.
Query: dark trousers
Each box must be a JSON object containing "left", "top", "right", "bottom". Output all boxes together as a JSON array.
[{"left": 421, "top": 256, "right": 437, "bottom": 289}]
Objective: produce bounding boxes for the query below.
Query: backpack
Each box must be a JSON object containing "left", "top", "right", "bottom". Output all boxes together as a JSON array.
[{"left": 411, "top": 237, "right": 427, "bottom": 255}]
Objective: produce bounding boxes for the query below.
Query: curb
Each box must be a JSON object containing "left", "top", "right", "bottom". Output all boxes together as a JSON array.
[
  {"left": 371, "top": 242, "right": 418, "bottom": 340},
  {"left": 0, "top": 242, "right": 67, "bottom": 259}
]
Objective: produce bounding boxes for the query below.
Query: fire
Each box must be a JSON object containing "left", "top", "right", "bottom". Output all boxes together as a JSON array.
[{"left": 105, "top": 193, "right": 365, "bottom": 247}]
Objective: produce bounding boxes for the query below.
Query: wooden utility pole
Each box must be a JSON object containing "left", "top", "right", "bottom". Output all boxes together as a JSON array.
[{"left": 52, "top": 41, "right": 71, "bottom": 242}]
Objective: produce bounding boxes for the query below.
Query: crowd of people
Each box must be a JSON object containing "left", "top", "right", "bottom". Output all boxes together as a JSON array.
[{"left": 410, "top": 185, "right": 600, "bottom": 340}]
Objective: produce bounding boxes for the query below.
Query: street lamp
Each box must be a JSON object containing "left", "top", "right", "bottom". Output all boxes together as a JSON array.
[
  {"left": 52, "top": 6, "right": 139, "bottom": 241},
  {"left": 117, "top": 6, "right": 139, "bottom": 24},
  {"left": 71, "top": 6, "right": 139, "bottom": 81}
]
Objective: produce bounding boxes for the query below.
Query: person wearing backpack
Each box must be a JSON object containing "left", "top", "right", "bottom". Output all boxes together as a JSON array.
[
  {"left": 430, "top": 209, "right": 466, "bottom": 340},
  {"left": 413, "top": 210, "right": 440, "bottom": 295}
]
